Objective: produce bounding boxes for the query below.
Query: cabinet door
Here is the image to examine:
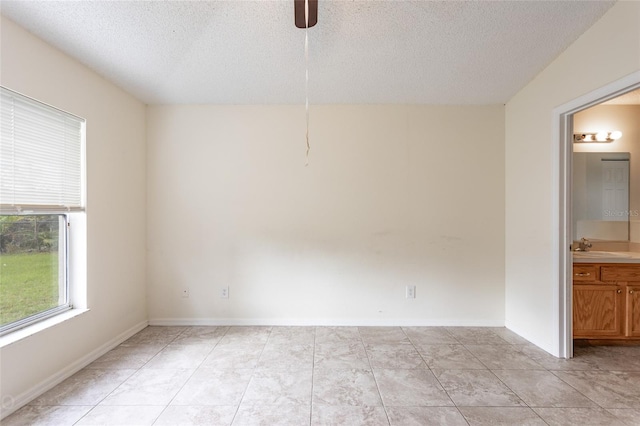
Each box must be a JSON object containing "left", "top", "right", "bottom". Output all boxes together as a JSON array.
[
  {"left": 627, "top": 284, "right": 640, "bottom": 337},
  {"left": 573, "top": 285, "right": 624, "bottom": 338}
]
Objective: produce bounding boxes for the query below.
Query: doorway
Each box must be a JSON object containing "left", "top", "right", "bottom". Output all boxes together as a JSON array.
[{"left": 555, "top": 71, "right": 640, "bottom": 358}]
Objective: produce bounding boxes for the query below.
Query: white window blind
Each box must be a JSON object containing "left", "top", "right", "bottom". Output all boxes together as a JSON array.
[{"left": 0, "top": 87, "right": 85, "bottom": 212}]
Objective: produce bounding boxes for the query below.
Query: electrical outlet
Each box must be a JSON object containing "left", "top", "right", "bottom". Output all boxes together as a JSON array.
[
  {"left": 220, "top": 286, "right": 229, "bottom": 299},
  {"left": 406, "top": 285, "right": 416, "bottom": 299},
  {"left": 181, "top": 287, "right": 189, "bottom": 298}
]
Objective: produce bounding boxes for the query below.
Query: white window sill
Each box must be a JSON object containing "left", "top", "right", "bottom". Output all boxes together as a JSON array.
[{"left": 0, "top": 308, "right": 89, "bottom": 349}]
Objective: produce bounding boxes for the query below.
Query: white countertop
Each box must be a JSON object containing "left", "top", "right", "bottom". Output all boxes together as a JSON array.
[{"left": 572, "top": 251, "right": 640, "bottom": 264}]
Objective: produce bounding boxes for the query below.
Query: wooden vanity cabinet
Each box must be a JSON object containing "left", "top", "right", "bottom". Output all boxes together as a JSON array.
[{"left": 573, "top": 263, "right": 640, "bottom": 340}]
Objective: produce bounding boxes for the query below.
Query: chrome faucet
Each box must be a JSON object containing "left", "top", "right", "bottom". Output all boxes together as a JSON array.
[{"left": 575, "top": 238, "right": 592, "bottom": 252}]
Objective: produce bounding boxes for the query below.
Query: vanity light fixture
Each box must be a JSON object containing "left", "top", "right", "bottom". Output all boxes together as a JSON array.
[{"left": 574, "top": 131, "right": 622, "bottom": 143}]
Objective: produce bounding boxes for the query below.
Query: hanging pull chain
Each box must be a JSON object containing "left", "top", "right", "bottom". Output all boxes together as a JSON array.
[{"left": 305, "top": 0, "right": 310, "bottom": 166}]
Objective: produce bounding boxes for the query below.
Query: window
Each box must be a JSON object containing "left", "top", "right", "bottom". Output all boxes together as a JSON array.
[{"left": 0, "top": 87, "right": 85, "bottom": 335}]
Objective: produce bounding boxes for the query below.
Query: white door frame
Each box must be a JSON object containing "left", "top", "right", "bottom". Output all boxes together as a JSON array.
[{"left": 553, "top": 71, "right": 640, "bottom": 359}]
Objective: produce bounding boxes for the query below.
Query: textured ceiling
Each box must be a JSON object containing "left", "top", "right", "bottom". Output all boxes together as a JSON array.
[{"left": 0, "top": 0, "right": 616, "bottom": 105}]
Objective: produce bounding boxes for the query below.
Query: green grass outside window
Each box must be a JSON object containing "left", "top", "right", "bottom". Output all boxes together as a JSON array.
[{"left": 0, "top": 252, "right": 60, "bottom": 326}]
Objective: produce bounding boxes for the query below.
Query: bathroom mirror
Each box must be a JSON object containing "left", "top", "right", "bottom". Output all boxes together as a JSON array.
[{"left": 573, "top": 152, "right": 630, "bottom": 241}]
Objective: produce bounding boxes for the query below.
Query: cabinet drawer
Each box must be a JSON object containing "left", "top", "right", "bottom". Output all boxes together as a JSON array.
[
  {"left": 573, "top": 265, "right": 598, "bottom": 281},
  {"left": 601, "top": 266, "right": 640, "bottom": 282}
]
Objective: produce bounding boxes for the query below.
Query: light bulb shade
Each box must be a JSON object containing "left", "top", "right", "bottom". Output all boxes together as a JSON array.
[
  {"left": 574, "top": 131, "right": 621, "bottom": 143},
  {"left": 610, "top": 130, "right": 622, "bottom": 140}
]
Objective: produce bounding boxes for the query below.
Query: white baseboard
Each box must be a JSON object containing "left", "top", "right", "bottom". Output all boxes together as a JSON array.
[
  {"left": 148, "top": 317, "right": 505, "bottom": 327},
  {"left": 0, "top": 320, "right": 148, "bottom": 420}
]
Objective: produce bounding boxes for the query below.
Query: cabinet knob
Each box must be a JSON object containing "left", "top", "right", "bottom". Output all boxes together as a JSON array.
[
  {"left": 631, "top": 290, "right": 635, "bottom": 294},
  {"left": 575, "top": 272, "right": 591, "bottom": 277},
  {"left": 617, "top": 289, "right": 622, "bottom": 294}
]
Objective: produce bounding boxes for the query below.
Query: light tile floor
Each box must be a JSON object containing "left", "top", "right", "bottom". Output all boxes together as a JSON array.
[{"left": 3, "top": 326, "right": 640, "bottom": 425}]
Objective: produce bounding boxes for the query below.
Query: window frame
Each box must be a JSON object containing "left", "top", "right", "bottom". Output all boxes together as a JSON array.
[
  {"left": 0, "top": 213, "right": 71, "bottom": 335},
  {"left": 0, "top": 87, "right": 86, "bottom": 336}
]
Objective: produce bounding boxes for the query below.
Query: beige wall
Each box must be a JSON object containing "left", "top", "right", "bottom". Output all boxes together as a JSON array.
[
  {"left": 147, "top": 105, "right": 505, "bottom": 325},
  {"left": 505, "top": 1, "right": 640, "bottom": 354},
  {"left": 0, "top": 16, "right": 147, "bottom": 416},
  {"left": 574, "top": 105, "right": 640, "bottom": 244}
]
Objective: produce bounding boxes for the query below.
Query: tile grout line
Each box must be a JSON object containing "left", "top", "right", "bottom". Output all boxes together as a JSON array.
[
  {"left": 149, "top": 326, "right": 209, "bottom": 425},
  {"left": 414, "top": 328, "right": 472, "bottom": 426},
  {"left": 440, "top": 329, "right": 551, "bottom": 423},
  {"left": 228, "top": 326, "right": 273, "bottom": 425},
  {"left": 486, "top": 367, "right": 550, "bottom": 425},
  {"left": 142, "top": 326, "right": 238, "bottom": 425},
  {"left": 470, "top": 330, "right": 551, "bottom": 425},
  {"left": 359, "top": 327, "right": 392, "bottom": 426},
  {"left": 71, "top": 326, "right": 188, "bottom": 426},
  {"left": 309, "top": 326, "right": 317, "bottom": 426},
  {"left": 69, "top": 369, "right": 139, "bottom": 426},
  {"left": 547, "top": 369, "right": 621, "bottom": 412}
]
